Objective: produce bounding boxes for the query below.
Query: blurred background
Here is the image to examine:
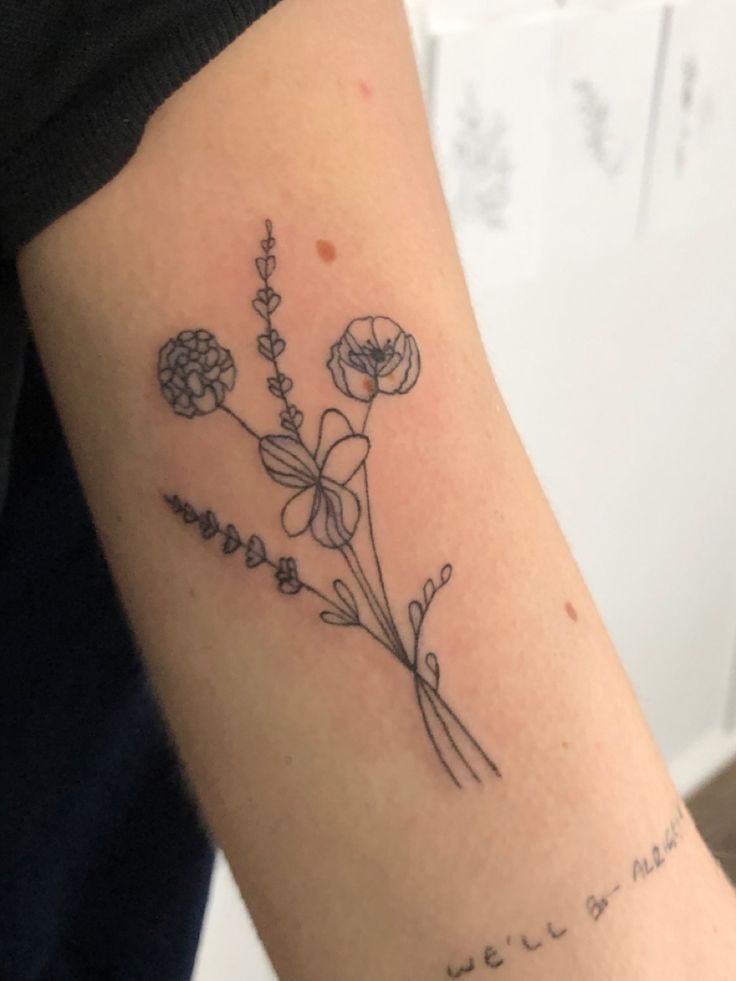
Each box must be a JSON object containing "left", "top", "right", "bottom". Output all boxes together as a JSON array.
[{"left": 194, "top": 0, "right": 736, "bottom": 975}]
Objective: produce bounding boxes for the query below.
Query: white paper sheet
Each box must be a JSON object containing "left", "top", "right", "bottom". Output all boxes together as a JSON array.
[
  {"left": 542, "top": 7, "right": 663, "bottom": 260},
  {"left": 646, "top": 0, "right": 736, "bottom": 235},
  {"left": 430, "top": 21, "right": 554, "bottom": 290}
]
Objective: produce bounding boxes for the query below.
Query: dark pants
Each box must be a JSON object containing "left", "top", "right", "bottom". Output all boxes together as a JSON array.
[{"left": 0, "top": 343, "right": 213, "bottom": 980}]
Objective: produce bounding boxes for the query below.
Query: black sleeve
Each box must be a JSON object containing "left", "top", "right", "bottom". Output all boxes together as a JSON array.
[{"left": 0, "top": 0, "right": 282, "bottom": 257}]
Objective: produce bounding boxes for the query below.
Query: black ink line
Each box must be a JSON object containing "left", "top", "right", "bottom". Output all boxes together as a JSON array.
[
  {"left": 298, "top": 576, "right": 399, "bottom": 656},
  {"left": 356, "top": 427, "right": 406, "bottom": 654},
  {"left": 415, "top": 676, "right": 461, "bottom": 789},
  {"left": 255, "top": 220, "right": 308, "bottom": 448},
  {"left": 260, "top": 553, "right": 400, "bottom": 656},
  {"left": 447, "top": 958, "right": 475, "bottom": 978},
  {"left": 484, "top": 945, "right": 504, "bottom": 968},
  {"left": 636, "top": 5, "right": 673, "bottom": 236},
  {"left": 360, "top": 399, "right": 374, "bottom": 435},
  {"left": 417, "top": 673, "right": 502, "bottom": 779},
  {"left": 358, "top": 397, "right": 406, "bottom": 656},
  {"left": 424, "top": 683, "right": 481, "bottom": 785},
  {"left": 341, "top": 542, "right": 401, "bottom": 658},
  {"left": 219, "top": 404, "right": 260, "bottom": 441},
  {"left": 547, "top": 921, "right": 567, "bottom": 940},
  {"left": 362, "top": 464, "right": 405, "bottom": 653}
]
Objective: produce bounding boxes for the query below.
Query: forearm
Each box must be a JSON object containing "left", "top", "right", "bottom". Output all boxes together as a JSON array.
[{"left": 19, "top": 1, "right": 736, "bottom": 978}]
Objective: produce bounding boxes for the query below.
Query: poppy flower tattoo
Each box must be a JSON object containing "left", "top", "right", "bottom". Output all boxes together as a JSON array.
[
  {"left": 156, "top": 220, "right": 500, "bottom": 788},
  {"left": 328, "top": 316, "right": 420, "bottom": 401}
]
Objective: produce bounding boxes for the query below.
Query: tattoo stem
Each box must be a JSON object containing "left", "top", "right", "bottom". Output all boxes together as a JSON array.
[
  {"left": 423, "top": 684, "right": 481, "bottom": 784},
  {"left": 272, "top": 566, "right": 394, "bottom": 653},
  {"left": 414, "top": 678, "right": 462, "bottom": 788},
  {"left": 341, "top": 543, "right": 404, "bottom": 660},
  {"left": 260, "top": 245, "right": 307, "bottom": 451},
  {"left": 417, "top": 673, "right": 502, "bottom": 780},
  {"left": 357, "top": 397, "right": 406, "bottom": 657},
  {"left": 360, "top": 399, "right": 374, "bottom": 435},
  {"left": 218, "top": 404, "right": 260, "bottom": 441}
]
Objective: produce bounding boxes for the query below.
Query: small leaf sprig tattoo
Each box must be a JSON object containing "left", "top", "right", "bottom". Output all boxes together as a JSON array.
[{"left": 156, "top": 220, "right": 501, "bottom": 788}]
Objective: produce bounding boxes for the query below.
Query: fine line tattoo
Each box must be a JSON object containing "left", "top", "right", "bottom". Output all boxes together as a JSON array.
[
  {"left": 155, "top": 219, "right": 501, "bottom": 788},
  {"left": 444, "top": 801, "right": 687, "bottom": 976}
]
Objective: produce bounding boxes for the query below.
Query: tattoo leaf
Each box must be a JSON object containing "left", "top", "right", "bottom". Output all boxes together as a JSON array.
[
  {"left": 199, "top": 509, "right": 219, "bottom": 540},
  {"left": 333, "top": 579, "right": 359, "bottom": 619},
  {"left": 267, "top": 373, "right": 293, "bottom": 398},
  {"left": 423, "top": 578, "right": 436, "bottom": 605},
  {"left": 252, "top": 288, "right": 282, "bottom": 319},
  {"left": 182, "top": 502, "right": 199, "bottom": 524},
  {"left": 252, "top": 290, "right": 281, "bottom": 320},
  {"left": 245, "top": 534, "right": 266, "bottom": 568},
  {"left": 257, "top": 329, "right": 286, "bottom": 360},
  {"left": 441, "top": 563, "right": 453, "bottom": 585},
  {"left": 275, "top": 556, "right": 301, "bottom": 594},
  {"left": 222, "top": 523, "right": 241, "bottom": 555},
  {"left": 280, "top": 406, "right": 304, "bottom": 433},
  {"left": 409, "top": 599, "right": 423, "bottom": 636},
  {"left": 261, "top": 221, "right": 275, "bottom": 254},
  {"left": 320, "top": 610, "right": 357, "bottom": 627},
  {"left": 425, "top": 651, "right": 441, "bottom": 691},
  {"left": 255, "top": 255, "right": 276, "bottom": 281},
  {"left": 164, "top": 493, "right": 184, "bottom": 514}
]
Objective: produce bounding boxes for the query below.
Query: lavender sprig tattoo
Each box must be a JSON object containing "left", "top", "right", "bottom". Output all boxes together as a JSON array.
[{"left": 156, "top": 220, "right": 501, "bottom": 788}]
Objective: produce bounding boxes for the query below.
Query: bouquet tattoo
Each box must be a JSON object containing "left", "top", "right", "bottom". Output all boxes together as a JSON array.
[{"left": 157, "top": 221, "right": 500, "bottom": 788}]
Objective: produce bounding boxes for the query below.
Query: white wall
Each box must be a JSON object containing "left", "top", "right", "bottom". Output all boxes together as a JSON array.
[{"left": 194, "top": 1, "right": 736, "bottom": 976}]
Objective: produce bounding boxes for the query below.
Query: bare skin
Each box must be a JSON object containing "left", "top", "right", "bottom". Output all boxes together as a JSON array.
[{"left": 18, "top": 1, "right": 736, "bottom": 978}]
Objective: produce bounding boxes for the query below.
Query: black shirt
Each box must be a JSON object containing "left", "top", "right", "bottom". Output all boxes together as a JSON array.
[{"left": 0, "top": 3, "right": 281, "bottom": 977}]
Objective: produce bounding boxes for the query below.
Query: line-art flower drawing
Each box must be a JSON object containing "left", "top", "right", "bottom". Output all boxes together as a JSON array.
[
  {"left": 158, "top": 329, "right": 236, "bottom": 417},
  {"left": 328, "top": 315, "right": 420, "bottom": 402},
  {"left": 156, "top": 219, "right": 500, "bottom": 788},
  {"left": 261, "top": 409, "right": 369, "bottom": 549}
]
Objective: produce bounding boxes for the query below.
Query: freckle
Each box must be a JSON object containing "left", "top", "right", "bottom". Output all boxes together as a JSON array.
[
  {"left": 285, "top": 755, "right": 293, "bottom": 766},
  {"left": 565, "top": 601, "right": 578, "bottom": 622},
  {"left": 316, "top": 239, "right": 337, "bottom": 263},
  {"left": 363, "top": 378, "right": 374, "bottom": 394},
  {"left": 189, "top": 586, "right": 196, "bottom": 598},
  {"left": 561, "top": 740, "right": 569, "bottom": 750},
  {"left": 358, "top": 79, "right": 373, "bottom": 99}
]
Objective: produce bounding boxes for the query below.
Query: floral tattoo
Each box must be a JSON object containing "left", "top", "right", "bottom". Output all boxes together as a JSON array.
[{"left": 157, "top": 220, "right": 500, "bottom": 788}]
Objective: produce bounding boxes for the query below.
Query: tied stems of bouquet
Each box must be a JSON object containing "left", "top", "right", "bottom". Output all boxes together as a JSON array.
[{"left": 413, "top": 673, "right": 497, "bottom": 788}]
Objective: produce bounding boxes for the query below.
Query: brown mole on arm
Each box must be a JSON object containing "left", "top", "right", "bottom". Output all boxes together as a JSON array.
[
  {"left": 564, "top": 601, "right": 578, "bottom": 623},
  {"left": 316, "top": 239, "right": 337, "bottom": 263}
]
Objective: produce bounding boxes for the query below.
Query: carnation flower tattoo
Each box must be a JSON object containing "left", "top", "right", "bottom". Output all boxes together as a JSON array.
[
  {"left": 156, "top": 220, "right": 500, "bottom": 788},
  {"left": 158, "top": 329, "right": 236, "bottom": 417}
]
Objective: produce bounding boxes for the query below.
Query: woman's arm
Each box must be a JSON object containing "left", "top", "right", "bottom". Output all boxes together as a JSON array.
[{"left": 18, "top": 1, "right": 736, "bottom": 977}]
